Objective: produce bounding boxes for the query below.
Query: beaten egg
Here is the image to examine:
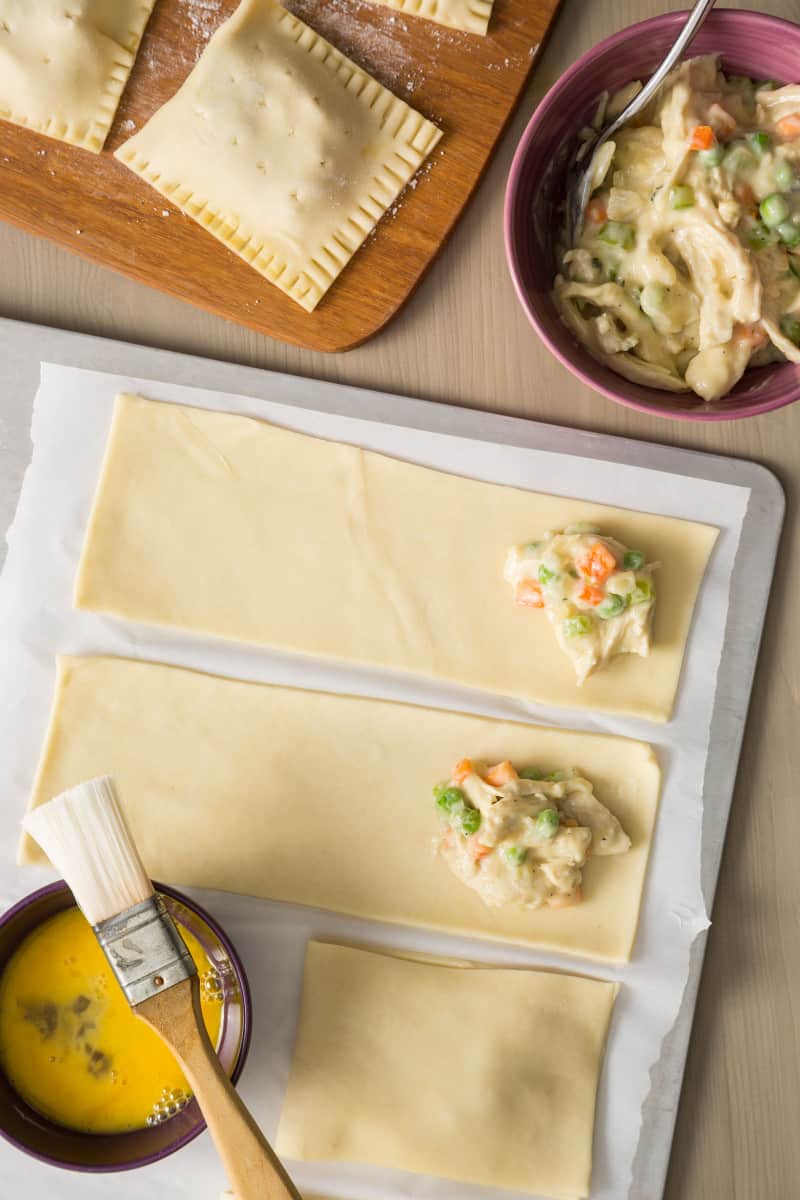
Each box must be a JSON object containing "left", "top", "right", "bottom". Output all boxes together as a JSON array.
[{"left": 0, "top": 906, "right": 223, "bottom": 1135}]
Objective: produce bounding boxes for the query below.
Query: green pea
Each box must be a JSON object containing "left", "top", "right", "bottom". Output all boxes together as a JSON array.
[
  {"left": 502, "top": 845, "right": 528, "bottom": 866},
  {"left": 749, "top": 131, "right": 772, "bottom": 157},
  {"left": 598, "top": 221, "right": 636, "bottom": 249},
  {"left": 435, "top": 785, "right": 465, "bottom": 813},
  {"left": 780, "top": 314, "right": 800, "bottom": 345},
  {"left": 545, "top": 770, "right": 569, "bottom": 782},
  {"left": 760, "top": 193, "right": 790, "bottom": 229},
  {"left": 519, "top": 767, "right": 544, "bottom": 781},
  {"left": 538, "top": 565, "right": 558, "bottom": 584},
  {"left": 699, "top": 145, "right": 724, "bottom": 168},
  {"left": 670, "top": 184, "right": 695, "bottom": 210},
  {"left": 607, "top": 265, "right": 619, "bottom": 282},
  {"left": 563, "top": 614, "right": 593, "bottom": 638},
  {"left": 630, "top": 578, "right": 655, "bottom": 605},
  {"left": 778, "top": 221, "right": 800, "bottom": 248},
  {"left": 623, "top": 550, "right": 646, "bottom": 570},
  {"left": 535, "top": 809, "right": 560, "bottom": 840},
  {"left": 459, "top": 806, "right": 482, "bottom": 836},
  {"left": 597, "top": 593, "right": 627, "bottom": 619},
  {"left": 775, "top": 159, "right": 796, "bottom": 191}
]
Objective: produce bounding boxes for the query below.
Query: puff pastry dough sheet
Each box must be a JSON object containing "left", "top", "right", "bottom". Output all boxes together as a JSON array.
[
  {"left": 22, "top": 656, "right": 660, "bottom": 963},
  {"left": 75, "top": 394, "right": 718, "bottom": 722},
  {"left": 366, "top": 0, "right": 494, "bottom": 35},
  {"left": 114, "top": 0, "right": 442, "bottom": 312},
  {"left": 276, "top": 942, "right": 617, "bottom": 1199},
  {"left": 0, "top": 0, "right": 155, "bottom": 151}
]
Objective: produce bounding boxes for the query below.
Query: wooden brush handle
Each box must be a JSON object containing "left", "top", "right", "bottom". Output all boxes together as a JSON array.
[{"left": 136, "top": 977, "right": 301, "bottom": 1200}]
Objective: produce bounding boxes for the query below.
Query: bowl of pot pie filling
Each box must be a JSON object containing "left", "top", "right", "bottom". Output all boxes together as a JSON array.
[
  {"left": 0, "top": 881, "right": 251, "bottom": 1172},
  {"left": 505, "top": 10, "right": 800, "bottom": 420}
]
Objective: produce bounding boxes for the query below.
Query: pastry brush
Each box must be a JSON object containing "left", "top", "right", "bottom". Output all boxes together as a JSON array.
[{"left": 23, "top": 776, "right": 300, "bottom": 1200}]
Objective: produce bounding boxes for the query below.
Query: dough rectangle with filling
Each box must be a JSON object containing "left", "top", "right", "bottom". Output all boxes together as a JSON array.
[
  {"left": 0, "top": 0, "right": 155, "bottom": 152},
  {"left": 74, "top": 393, "right": 718, "bottom": 721},
  {"left": 276, "top": 941, "right": 618, "bottom": 1199},
  {"left": 20, "top": 655, "right": 660, "bottom": 963},
  {"left": 365, "top": 0, "right": 495, "bottom": 35},
  {"left": 114, "top": 0, "right": 442, "bottom": 312}
]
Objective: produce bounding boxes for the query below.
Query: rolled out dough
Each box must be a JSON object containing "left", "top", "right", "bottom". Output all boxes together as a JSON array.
[
  {"left": 21, "top": 656, "right": 660, "bottom": 963},
  {"left": 276, "top": 941, "right": 618, "bottom": 1199},
  {"left": 74, "top": 394, "right": 718, "bottom": 722}
]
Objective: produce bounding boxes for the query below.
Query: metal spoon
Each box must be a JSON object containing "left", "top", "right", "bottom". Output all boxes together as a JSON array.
[{"left": 569, "top": 0, "right": 718, "bottom": 242}]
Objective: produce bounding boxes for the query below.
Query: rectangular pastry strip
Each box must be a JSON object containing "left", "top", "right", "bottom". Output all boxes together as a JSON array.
[
  {"left": 75, "top": 393, "right": 718, "bottom": 721},
  {"left": 0, "top": 0, "right": 155, "bottom": 151},
  {"left": 115, "top": 0, "right": 442, "bottom": 311},
  {"left": 276, "top": 941, "right": 617, "bottom": 1199},
  {"left": 21, "top": 655, "right": 659, "bottom": 963}
]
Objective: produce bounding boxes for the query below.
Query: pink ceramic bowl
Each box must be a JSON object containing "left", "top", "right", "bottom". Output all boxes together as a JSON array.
[{"left": 505, "top": 9, "right": 800, "bottom": 421}]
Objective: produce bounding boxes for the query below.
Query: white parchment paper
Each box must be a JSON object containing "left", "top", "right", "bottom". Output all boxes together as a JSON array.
[{"left": 0, "top": 363, "right": 751, "bottom": 1200}]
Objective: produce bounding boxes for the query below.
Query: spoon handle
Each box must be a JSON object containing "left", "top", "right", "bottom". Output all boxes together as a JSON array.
[{"left": 606, "top": 0, "right": 717, "bottom": 140}]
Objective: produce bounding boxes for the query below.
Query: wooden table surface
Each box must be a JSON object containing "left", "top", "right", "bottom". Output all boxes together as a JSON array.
[{"left": 1, "top": 0, "right": 799, "bottom": 1195}]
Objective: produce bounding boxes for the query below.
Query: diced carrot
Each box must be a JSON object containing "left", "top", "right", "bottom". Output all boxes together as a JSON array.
[
  {"left": 585, "top": 197, "right": 607, "bottom": 225},
  {"left": 548, "top": 886, "right": 583, "bottom": 909},
  {"left": 577, "top": 583, "right": 605, "bottom": 607},
  {"left": 708, "top": 103, "right": 737, "bottom": 139},
  {"left": 469, "top": 839, "right": 493, "bottom": 863},
  {"left": 734, "top": 323, "right": 768, "bottom": 350},
  {"left": 563, "top": 818, "right": 579, "bottom": 828},
  {"left": 515, "top": 578, "right": 544, "bottom": 608},
  {"left": 452, "top": 758, "right": 475, "bottom": 784},
  {"left": 577, "top": 541, "right": 617, "bottom": 583},
  {"left": 777, "top": 114, "right": 800, "bottom": 140},
  {"left": 689, "top": 124, "right": 715, "bottom": 151},
  {"left": 483, "top": 761, "right": 519, "bottom": 787}
]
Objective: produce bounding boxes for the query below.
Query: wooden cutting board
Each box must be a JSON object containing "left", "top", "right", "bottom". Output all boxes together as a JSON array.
[{"left": 0, "top": 0, "right": 562, "bottom": 352}]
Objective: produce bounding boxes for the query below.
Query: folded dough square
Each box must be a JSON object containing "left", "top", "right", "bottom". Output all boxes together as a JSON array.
[
  {"left": 365, "top": 0, "right": 495, "bottom": 34},
  {"left": 277, "top": 942, "right": 617, "bottom": 1199},
  {"left": 114, "top": 0, "right": 442, "bottom": 312},
  {"left": 0, "top": 0, "right": 155, "bottom": 151}
]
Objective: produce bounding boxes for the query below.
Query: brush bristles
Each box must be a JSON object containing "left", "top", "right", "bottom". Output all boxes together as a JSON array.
[{"left": 23, "top": 777, "right": 154, "bottom": 924}]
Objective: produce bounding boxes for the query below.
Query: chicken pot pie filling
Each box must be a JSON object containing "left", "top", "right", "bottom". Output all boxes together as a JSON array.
[
  {"left": 114, "top": 0, "right": 442, "bottom": 312},
  {"left": 0, "top": 0, "right": 155, "bottom": 152},
  {"left": 364, "top": 0, "right": 494, "bottom": 36},
  {"left": 505, "top": 524, "right": 657, "bottom": 683},
  {"left": 435, "top": 759, "right": 631, "bottom": 910},
  {"left": 556, "top": 56, "right": 800, "bottom": 401}
]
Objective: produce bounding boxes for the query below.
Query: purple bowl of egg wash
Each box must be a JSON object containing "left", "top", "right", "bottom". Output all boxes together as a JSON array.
[
  {"left": 504, "top": 9, "right": 800, "bottom": 420},
  {"left": 0, "top": 880, "right": 252, "bottom": 1172}
]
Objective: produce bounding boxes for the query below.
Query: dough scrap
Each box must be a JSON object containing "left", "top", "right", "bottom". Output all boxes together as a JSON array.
[
  {"left": 0, "top": 0, "right": 155, "bottom": 152},
  {"left": 365, "top": 0, "right": 494, "bottom": 35},
  {"left": 114, "top": 0, "right": 442, "bottom": 312},
  {"left": 21, "top": 656, "right": 660, "bottom": 963},
  {"left": 75, "top": 394, "right": 718, "bottom": 722},
  {"left": 276, "top": 941, "right": 617, "bottom": 1199}
]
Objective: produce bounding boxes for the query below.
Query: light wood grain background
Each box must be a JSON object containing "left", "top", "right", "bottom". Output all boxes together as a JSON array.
[{"left": 1, "top": 0, "right": 799, "bottom": 1195}]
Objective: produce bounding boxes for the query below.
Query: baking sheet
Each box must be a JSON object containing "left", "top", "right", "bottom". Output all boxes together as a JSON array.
[{"left": 0, "top": 351, "right": 773, "bottom": 1200}]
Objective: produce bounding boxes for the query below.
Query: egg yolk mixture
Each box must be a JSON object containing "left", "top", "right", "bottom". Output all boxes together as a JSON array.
[{"left": 0, "top": 906, "right": 224, "bottom": 1134}]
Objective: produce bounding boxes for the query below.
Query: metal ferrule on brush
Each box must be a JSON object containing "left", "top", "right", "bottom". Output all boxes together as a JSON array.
[{"left": 94, "top": 894, "right": 196, "bottom": 1007}]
